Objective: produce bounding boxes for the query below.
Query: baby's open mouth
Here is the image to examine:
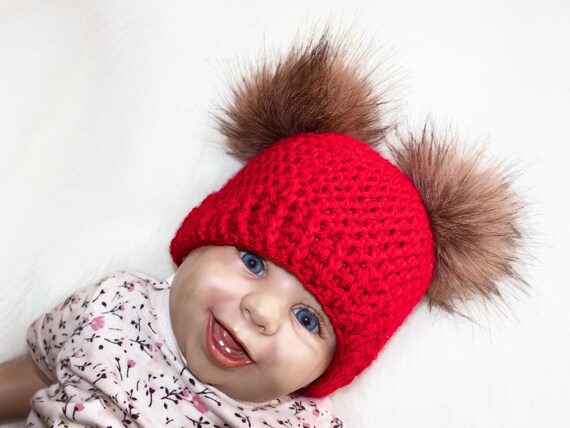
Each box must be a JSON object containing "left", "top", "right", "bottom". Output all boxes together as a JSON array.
[{"left": 206, "top": 313, "right": 254, "bottom": 368}]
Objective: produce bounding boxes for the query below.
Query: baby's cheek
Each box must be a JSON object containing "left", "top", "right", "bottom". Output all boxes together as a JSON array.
[{"left": 274, "top": 334, "right": 329, "bottom": 390}]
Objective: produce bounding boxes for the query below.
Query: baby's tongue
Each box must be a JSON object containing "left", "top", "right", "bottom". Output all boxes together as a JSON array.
[{"left": 214, "top": 320, "right": 246, "bottom": 355}]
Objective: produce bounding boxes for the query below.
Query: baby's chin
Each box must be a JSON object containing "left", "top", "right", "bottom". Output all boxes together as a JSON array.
[
  {"left": 186, "top": 344, "right": 327, "bottom": 403},
  {"left": 186, "top": 358, "right": 303, "bottom": 403}
]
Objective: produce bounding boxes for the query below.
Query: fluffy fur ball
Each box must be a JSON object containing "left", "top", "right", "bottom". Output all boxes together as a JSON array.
[
  {"left": 389, "top": 125, "right": 526, "bottom": 314},
  {"left": 216, "top": 29, "right": 391, "bottom": 161}
]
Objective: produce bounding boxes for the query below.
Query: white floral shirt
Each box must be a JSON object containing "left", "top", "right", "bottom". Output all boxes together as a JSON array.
[{"left": 26, "top": 271, "right": 344, "bottom": 427}]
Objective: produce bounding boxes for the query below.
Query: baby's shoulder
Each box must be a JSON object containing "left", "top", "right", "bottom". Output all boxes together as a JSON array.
[
  {"left": 65, "top": 271, "right": 163, "bottom": 313},
  {"left": 94, "top": 271, "right": 161, "bottom": 293}
]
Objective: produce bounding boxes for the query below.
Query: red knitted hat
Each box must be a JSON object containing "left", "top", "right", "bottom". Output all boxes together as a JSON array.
[
  {"left": 170, "top": 131, "right": 435, "bottom": 396},
  {"left": 170, "top": 31, "right": 524, "bottom": 397}
]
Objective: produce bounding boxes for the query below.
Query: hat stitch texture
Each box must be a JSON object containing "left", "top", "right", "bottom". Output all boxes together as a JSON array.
[{"left": 170, "top": 132, "right": 435, "bottom": 397}]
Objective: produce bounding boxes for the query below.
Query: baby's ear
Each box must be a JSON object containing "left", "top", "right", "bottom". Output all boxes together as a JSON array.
[{"left": 388, "top": 123, "right": 527, "bottom": 315}]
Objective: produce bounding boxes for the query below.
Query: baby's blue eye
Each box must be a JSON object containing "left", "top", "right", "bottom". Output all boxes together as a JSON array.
[
  {"left": 239, "top": 251, "right": 265, "bottom": 276},
  {"left": 293, "top": 308, "right": 320, "bottom": 334}
]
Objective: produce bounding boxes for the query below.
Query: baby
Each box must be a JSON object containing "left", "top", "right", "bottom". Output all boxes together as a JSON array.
[{"left": 0, "top": 31, "right": 524, "bottom": 427}]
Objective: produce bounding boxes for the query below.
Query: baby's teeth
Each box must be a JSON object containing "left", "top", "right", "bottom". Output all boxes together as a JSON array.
[{"left": 217, "top": 339, "right": 233, "bottom": 354}]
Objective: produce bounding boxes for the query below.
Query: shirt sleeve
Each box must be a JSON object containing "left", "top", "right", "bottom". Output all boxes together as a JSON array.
[
  {"left": 26, "top": 279, "right": 102, "bottom": 381},
  {"left": 283, "top": 396, "right": 346, "bottom": 428}
]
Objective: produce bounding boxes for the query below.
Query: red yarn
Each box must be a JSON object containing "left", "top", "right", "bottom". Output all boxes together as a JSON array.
[{"left": 170, "top": 132, "right": 435, "bottom": 397}]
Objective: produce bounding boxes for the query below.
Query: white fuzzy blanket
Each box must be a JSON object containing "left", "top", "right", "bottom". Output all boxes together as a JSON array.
[{"left": 1, "top": 1, "right": 568, "bottom": 427}]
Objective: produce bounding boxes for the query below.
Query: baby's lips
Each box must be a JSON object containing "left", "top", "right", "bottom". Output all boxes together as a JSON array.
[
  {"left": 214, "top": 318, "right": 251, "bottom": 357},
  {"left": 206, "top": 313, "right": 254, "bottom": 368}
]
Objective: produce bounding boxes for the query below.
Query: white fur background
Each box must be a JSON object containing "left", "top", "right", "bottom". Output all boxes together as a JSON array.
[{"left": 1, "top": 1, "right": 568, "bottom": 427}]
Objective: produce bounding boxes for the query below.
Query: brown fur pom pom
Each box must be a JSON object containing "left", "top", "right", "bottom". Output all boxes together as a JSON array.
[
  {"left": 389, "top": 124, "right": 526, "bottom": 314},
  {"left": 216, "top": 29, "right": 391, "bottom": 161}
]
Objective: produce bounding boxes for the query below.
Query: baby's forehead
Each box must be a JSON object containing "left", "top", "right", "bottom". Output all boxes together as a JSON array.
[{"left": 265, "top": 257, "right": 312, "bottom": 294}]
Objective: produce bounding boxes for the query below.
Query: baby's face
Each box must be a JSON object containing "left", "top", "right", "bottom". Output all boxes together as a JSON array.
[{"left": 169, "top": 245, "right": 336, "bottom": 402}]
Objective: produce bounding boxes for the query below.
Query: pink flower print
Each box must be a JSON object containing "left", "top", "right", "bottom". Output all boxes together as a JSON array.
[
  {"left": 126, "top": 359, "right": 136, "bottom": 377},
  {"left": 148, "top": 344, "right": 153, "bottom": 352},
  {"left": 192, "top": 395, "right": 208, "bottom": 414},
  {"left": 156, "top": 341, "right": 163, "bottom": 349},
  {"left": 127, "top": 284, "right": 134, "bottom": 292},
  {"left": 72, "top": 403, "right": 85, "bottom": 419},
  {"left": 90, "top": 315, "right": 105, "bottom": 331},
  {"left": 303, "top": 424, "right": 311, "bottom": 428},
  {"left": 119, "top": 304, "right": 125, "bottom": 311},
  {"left": 182, "top": 390, "right": 190, "bottom": 398},
  {"left": 313, "top": 409, "right": 320, "bottom": 416}
]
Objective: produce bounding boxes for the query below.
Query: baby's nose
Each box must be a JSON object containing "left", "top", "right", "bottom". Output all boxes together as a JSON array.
[{"left": 240, "top": 290, "right": 285, "bottom": 335}]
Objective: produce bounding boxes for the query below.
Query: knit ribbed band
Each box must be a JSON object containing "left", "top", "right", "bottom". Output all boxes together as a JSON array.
[{"left": 170, "top": 132, "right": 435, "bottom": 397}]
